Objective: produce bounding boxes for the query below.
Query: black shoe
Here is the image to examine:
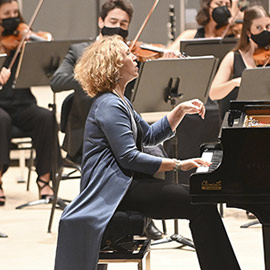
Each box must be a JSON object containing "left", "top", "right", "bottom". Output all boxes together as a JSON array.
[
  {"left": 0, "top": 183, "right": 6, "bottom": 206},
  {"left": 144, "top": 220, "right": 163, "bottom": 240},
  {"left": 246, "top": 211, "right": 256, "bottom": 219}
]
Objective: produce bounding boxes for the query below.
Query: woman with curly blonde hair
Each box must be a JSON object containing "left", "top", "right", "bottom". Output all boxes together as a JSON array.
[{"left": 54, "top": 35, "right": 241, "bottom": 270}]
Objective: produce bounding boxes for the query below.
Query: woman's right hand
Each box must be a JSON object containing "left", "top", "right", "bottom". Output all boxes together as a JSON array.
[
  {"left": 0, "top": 67, "right": 11, "bottom": 85},
  {"left": 180, "top": 158, "right": 212, "bottom": 171}
]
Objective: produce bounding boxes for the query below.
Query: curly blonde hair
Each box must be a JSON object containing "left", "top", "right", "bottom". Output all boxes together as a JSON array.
[{"left": 74, "top": 35, "right": 126, "bottom": 97}]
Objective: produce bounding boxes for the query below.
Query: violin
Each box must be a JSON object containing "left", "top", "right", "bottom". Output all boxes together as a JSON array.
[
  {"left": 1, "top": 22, "right": 52, "bottom": 52},
  {"left": 253, "top": 47, "right": 270, "bottom": 66},
  {"left": 214, "top": 20, "right": 243, "bottom": 38},
  {"left": 214, "top": 0, "right": 248, "bottom": 38},
  {"left": 128, "top": 0, "right": 181, "bottom": 62},
  {"left": 129, "top": 41, "right": 163, "bottom": 62}
]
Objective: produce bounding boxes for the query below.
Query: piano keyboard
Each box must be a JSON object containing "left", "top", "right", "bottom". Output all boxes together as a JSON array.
[{"left": 196, "top": 150, "right": 223, "bottom": 173}]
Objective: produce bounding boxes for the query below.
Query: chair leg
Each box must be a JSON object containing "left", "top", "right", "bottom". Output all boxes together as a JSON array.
[
  {"left": 26, "top": 148, "right": 34, "bottom": 191},
  {"left": 162, "top": 220, "right": 167, "bottom": 235},
  {"left": 145, "top": 251, "right": 151, "bottom": 270},
  {"left": 47, "top": 167, "right": 63, "bottom": 233},
  {"left": 138, "top": 260, "right": 143, "bottom": 270},
  {"left": 18, "top": 149, "right": 26, "bottom": 183}
]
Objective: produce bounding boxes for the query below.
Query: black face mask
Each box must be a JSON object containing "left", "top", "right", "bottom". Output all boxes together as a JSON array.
[
  {"left": 212, "top": 6, "right": 231, "bottom": 27},
  {"left": 1, "top": 17, "right": 21, "bottom": 35},
  {"left": 101, "top": 26, "right": 129, "bottom": 39},
  {"left": 251, "top": 30, "right": 270, "bottom": 48}
]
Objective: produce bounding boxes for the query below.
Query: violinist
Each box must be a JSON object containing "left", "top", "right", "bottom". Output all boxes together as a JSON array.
[
  {"left": 168, "top": 0, "right": 242, "bottom": 51},
  {"left": 209, "top": 4, "right": 270, "bottom": 120},
  {"left": 51, "top": 0, "right": 163, "bottom": 242},
  {"left": 0, "top": 0, "right": 61, "bottom": 205}
]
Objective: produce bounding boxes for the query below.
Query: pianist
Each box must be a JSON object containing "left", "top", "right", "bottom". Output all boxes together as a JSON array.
[{"left": 54, "top": 36, "right": 241, "bottom": 270}]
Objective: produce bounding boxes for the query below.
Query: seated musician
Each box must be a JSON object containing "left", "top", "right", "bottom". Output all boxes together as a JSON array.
[
  {"left": 51, "top": 0, "right": 166, "bottom": 241},
  {"left": 209, "top": 4, "right": 270, "bottom": 120},
  {"left": 0, "top": 0, "right": 61, "bottom": 205},
  {"left": 53, "top": 35, "right": 242, "bottom": 270},
  {"left": 168, "top": 0, "right": 243, "bottom": 51}
]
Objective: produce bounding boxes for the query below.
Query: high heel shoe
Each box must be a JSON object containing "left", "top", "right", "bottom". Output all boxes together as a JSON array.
[
  {"left": 36, "top": 178, "right": 54, "bottom": 199},
  {"left": 0, "top": 183, "right": 6, "bottom": 206}
]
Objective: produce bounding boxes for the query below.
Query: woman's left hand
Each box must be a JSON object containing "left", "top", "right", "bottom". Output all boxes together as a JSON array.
[
  {"left": 178, "top": 99, "right": 205, "bottom": 119},
  {"left": 167, "top": 98, "right": 205, "bottom": 132}
]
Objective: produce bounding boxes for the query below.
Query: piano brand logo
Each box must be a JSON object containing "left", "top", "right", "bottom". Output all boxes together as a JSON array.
[{"left": 201, "top": 180, "right": 222, "bottom": 191}]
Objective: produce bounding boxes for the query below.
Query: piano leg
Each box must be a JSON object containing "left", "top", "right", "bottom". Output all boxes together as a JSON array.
[{"left": 262, "top": 224, "right": 270, "bottom": 270}]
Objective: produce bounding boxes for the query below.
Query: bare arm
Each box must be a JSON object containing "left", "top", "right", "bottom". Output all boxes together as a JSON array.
[
  {"left": 167, "top": 29, "right": 197, "bottom": 51},
  {"left": 209, "top": 51, "right": 241, "bottom": 100}
]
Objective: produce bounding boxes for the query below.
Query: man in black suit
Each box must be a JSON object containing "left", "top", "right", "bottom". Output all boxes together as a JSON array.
[{"left": 50, "top": 0, "right": 163, "bottom": 242}]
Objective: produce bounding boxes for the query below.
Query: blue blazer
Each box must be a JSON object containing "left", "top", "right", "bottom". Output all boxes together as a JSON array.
[{"left": 54, "top": 92, "right": 174, "bottom": 270}]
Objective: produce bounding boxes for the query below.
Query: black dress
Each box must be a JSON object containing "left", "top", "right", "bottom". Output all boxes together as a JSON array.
[
  {"left": 218, "top": 50, "right": 246, "bottom": 120},
  {"left": 0, "top": 51, "right": 61, "bottom": 176}
]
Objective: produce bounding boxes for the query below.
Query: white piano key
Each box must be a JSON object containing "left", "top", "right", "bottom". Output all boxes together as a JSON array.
[{"left": 196, "top": 151, "right": 213, "bottom": 173}]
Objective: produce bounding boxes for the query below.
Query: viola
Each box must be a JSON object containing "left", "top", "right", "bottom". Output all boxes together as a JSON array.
[
  {"left": 1, "top": 22, "right": 52, "bottom": 52},
  {"left": 253, "top": 47, "right": 270, "bottom": 66}
]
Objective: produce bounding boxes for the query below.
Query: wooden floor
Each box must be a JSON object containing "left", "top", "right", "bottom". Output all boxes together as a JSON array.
[{"left": 0, "top": 166, "right": 265, "bottom": 270}]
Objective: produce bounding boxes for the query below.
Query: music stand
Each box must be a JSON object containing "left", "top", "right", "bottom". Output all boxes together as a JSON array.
[
  {"left": 180, "top": 37, "right": 238, "bottom": 63},
  {"left": 14, "top": 39, "right": 92, "bottom": 211},
  {"left": 237, "top": 67, "right": 270, "bottom": 101},
  {"left": 131, "top": 56, "right": 218, "bottom": 248},
  {"left": 236, "top": 67, "right": 270, "bottom": 229}
]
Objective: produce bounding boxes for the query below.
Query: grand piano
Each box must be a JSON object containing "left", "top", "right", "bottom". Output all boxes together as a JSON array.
[{"left": 190, "top": 100, "right": 270, "bottom": 270}]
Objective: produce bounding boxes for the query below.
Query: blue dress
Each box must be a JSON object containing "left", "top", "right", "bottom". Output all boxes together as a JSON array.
[{"left": 54, "top": 92, "right": 174, "bottom": 270}]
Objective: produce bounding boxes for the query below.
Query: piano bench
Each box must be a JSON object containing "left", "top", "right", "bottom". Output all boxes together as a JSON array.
[{"left": 99, "top": 211, "right": 151, "bottom": 270}]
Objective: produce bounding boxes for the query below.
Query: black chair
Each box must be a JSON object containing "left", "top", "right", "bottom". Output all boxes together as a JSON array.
[{"left": 48, "top": 93, "right": 82, "bottom": 232}]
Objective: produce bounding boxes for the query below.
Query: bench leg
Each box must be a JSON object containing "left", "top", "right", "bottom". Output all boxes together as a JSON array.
[{"left": 145, "top": 251, "right": 151, "bottom": 270}]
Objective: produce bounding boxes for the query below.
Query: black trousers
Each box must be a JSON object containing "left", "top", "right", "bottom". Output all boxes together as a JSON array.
[
  {"left": 117, "top": 175, "right": 241, "bottom": 270},
  {"left": 0, "top": 103, "right": 61, "bottom": 176}
]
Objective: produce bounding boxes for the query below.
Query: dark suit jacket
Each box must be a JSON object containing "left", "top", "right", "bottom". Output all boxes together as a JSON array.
[{"left": 50, "top": 42, "right": 93, "bottom": 159}]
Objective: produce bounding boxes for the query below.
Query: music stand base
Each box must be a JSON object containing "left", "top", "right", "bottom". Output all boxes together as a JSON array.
[
  {"left": 0, "top": 231, "right": 8, "bottom": 238},
  {"left": 15, "top": 196, "right": 67, "bottom": 210},
  {"left": 240, "top": 220, "right": 260, "bottom": 229},
  {"left": 151, "top": 233, "right": 195, "bottom": 249}
]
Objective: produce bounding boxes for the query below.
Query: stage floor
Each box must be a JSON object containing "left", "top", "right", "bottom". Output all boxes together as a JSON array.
[{"left": 0, "top": 166, "right": 264, "bottom": 270}]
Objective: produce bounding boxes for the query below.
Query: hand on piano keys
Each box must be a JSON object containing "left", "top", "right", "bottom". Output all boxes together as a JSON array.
[
  {"left": 180, "top": 157, "right": 212, "bottom": 171},
  {"left": 195, "top": 150, "right": 223, "bottom": 173}
]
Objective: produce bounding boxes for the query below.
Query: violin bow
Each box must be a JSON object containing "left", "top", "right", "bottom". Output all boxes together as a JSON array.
[
  {"left": 221, "top": 0, "right": 249, "bottom": 39},
  {"left": 129, "top": 0, "right": 159, "bottom": 51},
  {"left": 8, "top": 0, "right": 44, "bottom": 70}
]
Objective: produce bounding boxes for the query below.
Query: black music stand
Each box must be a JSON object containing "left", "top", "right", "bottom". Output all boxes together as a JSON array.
[
  {"left": 236, "top": 67, "right": 270, "bottom": 229},
  {"left": 131, "top": 56, "right": 218, "bottom": 248},
  {"left": 14, "top": 39, "right": 91, "bottom": 211},
  {"left": 180, "top": 37, "right": 238, "bottom": 63}
]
